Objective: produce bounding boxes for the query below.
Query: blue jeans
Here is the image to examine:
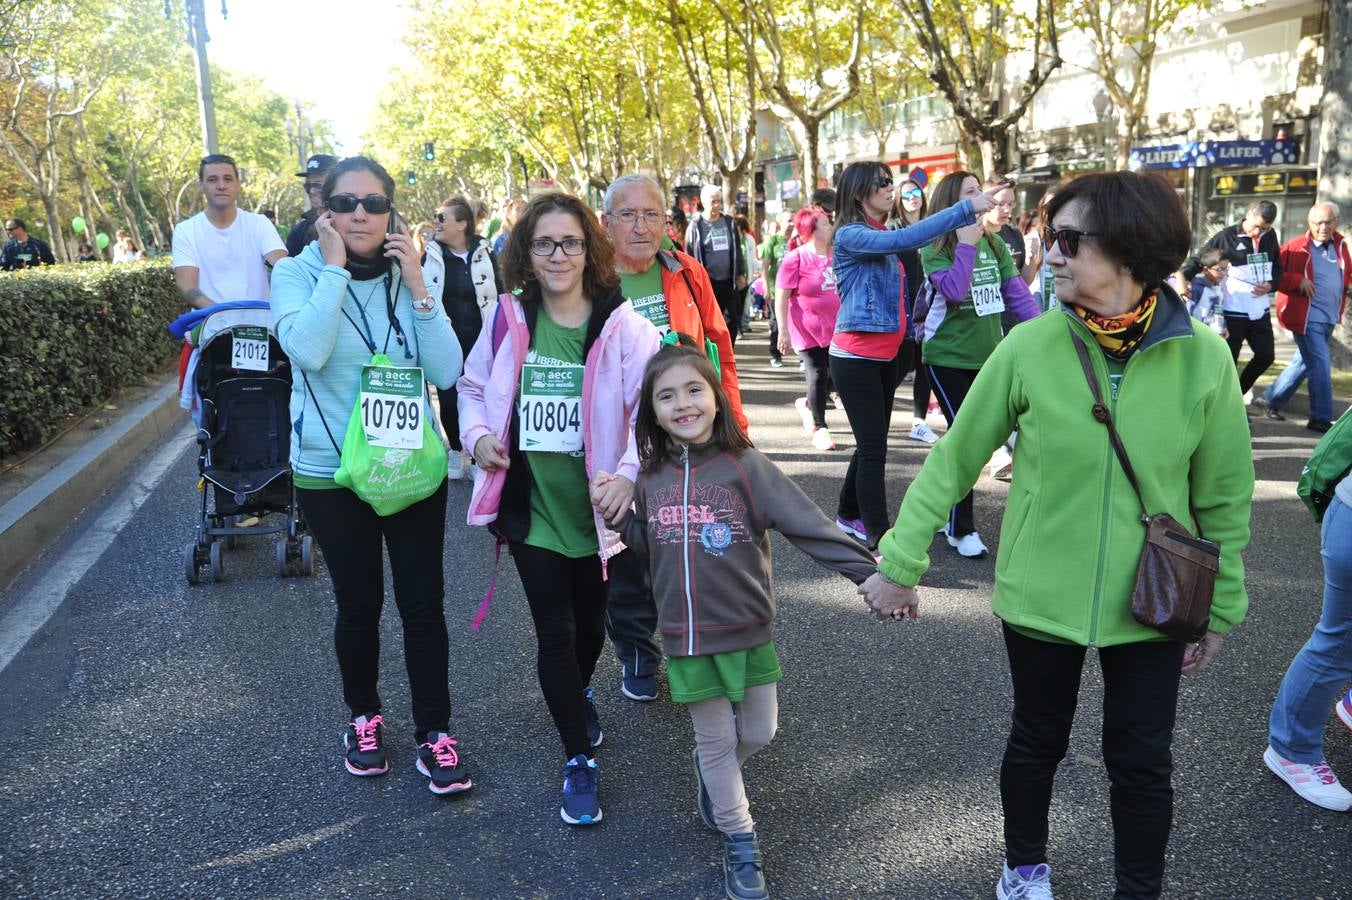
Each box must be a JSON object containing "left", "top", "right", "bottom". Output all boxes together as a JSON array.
[
  {"left": 1264, "top": 320, "right": 1334, "bottom": 422},
  {"left": 1268, "top": 496, "right": 1352, "bottom": 763}
]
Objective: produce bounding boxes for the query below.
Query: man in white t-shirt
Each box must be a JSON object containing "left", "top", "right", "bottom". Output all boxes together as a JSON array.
[{"left": 173, "top": 153, "right": 287, "bottom": 308}]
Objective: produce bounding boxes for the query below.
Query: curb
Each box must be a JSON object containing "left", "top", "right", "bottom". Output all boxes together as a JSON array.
[{"left": 0, "top": 377, "right": 185, "bottom": 593}]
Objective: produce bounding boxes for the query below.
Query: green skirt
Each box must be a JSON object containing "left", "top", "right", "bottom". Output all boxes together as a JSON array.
[{"left": 667, "top": 641, "right": 783, "bottom": 703}]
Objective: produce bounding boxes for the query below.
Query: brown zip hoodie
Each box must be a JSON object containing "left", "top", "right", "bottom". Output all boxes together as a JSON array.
[{"left": 617, "top": 441, "right": 877, "bottom": 657}]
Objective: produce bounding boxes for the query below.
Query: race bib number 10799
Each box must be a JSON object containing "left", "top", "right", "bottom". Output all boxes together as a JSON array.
[{"left": 359, "top": 365, "right": 424, "bottom": 450}]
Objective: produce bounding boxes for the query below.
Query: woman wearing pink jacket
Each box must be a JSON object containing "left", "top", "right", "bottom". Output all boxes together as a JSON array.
[{"left": 457, "top": 193, "right": 660, "bottom": 826}]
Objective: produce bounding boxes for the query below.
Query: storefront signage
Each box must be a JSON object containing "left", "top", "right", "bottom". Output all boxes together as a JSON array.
[
  {"left": 1129, "top": 140, "right": 1300, "bottom": 170},
  {"left": 1212, "top": 168, "right": 1318, "bottom": 198}
]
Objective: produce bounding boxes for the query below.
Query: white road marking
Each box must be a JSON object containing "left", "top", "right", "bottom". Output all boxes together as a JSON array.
[
  {"left": 0, "top": 423, "right": 193, "bottom": 674},
  {"left": 190, "top": 816, "right": 364, "bottom": 869}
]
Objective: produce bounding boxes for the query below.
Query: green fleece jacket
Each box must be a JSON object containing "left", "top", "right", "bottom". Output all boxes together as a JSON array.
[{"left": 877, "top": 290, "right": 1254, "bottom": 646}]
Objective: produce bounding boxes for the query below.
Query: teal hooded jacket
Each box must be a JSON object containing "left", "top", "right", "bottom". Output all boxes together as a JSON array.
[{"left": 877, "top": 289, "right": 1254, "bottom": 646}]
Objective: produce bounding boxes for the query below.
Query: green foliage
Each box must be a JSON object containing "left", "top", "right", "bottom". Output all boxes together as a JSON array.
[{"left": 0, "top": 262, "right": 181, "bottom": 458}]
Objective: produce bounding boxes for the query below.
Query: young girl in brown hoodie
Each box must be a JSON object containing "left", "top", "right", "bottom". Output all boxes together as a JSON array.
[{"left": 592, "top": 337, "right": 876, "bottom": 900}]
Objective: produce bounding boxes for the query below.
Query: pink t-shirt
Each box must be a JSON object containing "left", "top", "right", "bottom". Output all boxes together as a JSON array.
[{"left": 775, "top": 245, "right": 841, "bottom": 351}]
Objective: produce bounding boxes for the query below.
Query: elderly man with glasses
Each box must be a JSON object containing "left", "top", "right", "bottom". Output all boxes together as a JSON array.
[
  {"left": 1263, "top": 201, "right": 1352, "bottom": 432},
  {"left": 597, "top": 173, "right": 748, "bottom": 703}
]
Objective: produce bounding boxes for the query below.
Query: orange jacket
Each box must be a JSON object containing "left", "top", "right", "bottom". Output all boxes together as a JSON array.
[{"left": 656, "top": 249, "right": 749, "bottom": 433}]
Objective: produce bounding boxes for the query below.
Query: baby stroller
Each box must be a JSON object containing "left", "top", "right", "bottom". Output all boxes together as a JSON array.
[{"left": 174, "top": 302, "right": 313, "bottom": 583}]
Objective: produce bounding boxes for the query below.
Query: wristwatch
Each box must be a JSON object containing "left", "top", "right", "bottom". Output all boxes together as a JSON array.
[{"left": 411, "top": 293, "right": 436, "bottom": 313}]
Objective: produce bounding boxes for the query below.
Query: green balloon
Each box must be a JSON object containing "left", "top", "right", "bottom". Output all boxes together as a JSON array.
[
  {"left": 71, "top": 216, "right": 87, "bottom": 234},
  {"left": 95, "top": 232, "right": 110, "bottom": 249}
]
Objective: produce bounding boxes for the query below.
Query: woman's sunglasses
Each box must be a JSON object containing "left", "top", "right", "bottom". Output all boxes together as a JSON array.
[
  {"left": 873, "top": 176, "right": 894, "bottom": 190},
  {"left": 900, "top": 188, "right": 924, "bottom": 201},
  {"left": 327, "top": 194, "right": 392, "bottom": 215},
  {"left": 1041, "top": 226, "right": 1103, "bottom": 257}
]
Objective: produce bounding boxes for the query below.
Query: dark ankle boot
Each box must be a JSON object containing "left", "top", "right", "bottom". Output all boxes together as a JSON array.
[{"left": 723, "top": 831, "right": 768, "bottom": 899}]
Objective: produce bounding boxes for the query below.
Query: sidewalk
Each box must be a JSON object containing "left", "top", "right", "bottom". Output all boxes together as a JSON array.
[{"left": 0, "top": 371, "right": 183, "bottom": 593}]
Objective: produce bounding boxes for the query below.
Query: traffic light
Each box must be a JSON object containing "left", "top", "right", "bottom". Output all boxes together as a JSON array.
[
  {"left": 423, "top": 142, "right": 435, "bottom": 161},
  {"left": 405, "top": 170, "right": 417, "bottom": 186}
]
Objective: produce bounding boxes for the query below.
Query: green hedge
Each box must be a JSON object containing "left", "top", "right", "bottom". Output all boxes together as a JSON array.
[{"left": 0, "top": 262, "right": 181, "bottom": 459}]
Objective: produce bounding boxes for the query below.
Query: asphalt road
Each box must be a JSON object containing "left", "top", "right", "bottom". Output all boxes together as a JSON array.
[{"left": 1, "top": 325, "right": 1348, "bottom": 899}]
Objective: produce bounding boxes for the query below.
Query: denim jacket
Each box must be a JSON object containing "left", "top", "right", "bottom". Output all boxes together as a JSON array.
[{"left": 832, "top": 200, "right": 977, "bottom": 333}]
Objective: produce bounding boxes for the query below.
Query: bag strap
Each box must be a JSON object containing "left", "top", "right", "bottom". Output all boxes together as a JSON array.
[
  {"left": 1067, "top": 323, "right": 1149, "bottom": 523},
  {"left": 490, "top": 301, "right": 508, "bottom": 354},
  {"left": 301, "top": 372, "right": 343, "bottom": 457}
]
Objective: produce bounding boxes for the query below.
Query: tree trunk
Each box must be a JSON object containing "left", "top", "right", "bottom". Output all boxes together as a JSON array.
[
  {"left": 801, "top": 115, "right": 822, "bottom": 193},
  {"left": 1320, "top": 0, "right": 1352, "bottom": 367}
]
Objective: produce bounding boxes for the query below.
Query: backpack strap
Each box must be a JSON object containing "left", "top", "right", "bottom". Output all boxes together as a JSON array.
[{"left": 490, "top": 299, "right": 508, "bottom": 354}]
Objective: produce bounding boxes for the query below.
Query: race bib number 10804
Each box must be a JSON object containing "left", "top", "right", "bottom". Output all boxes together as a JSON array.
[
  {"left": 359, "top": 365, "right": 424, "bottom": 450},
  {"left": 519, "top": 363, "right": 584, "bottom": 453}
]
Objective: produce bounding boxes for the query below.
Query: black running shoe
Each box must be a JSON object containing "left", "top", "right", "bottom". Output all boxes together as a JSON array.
[
  {"left": 415, "top": 733, "right": 473, "bottom": 795},
  {"left": 343, "top": 714, "right": 389, "bottom": 776},
  {"left": 583, "top": 687, "right": 603, "bottom": 749}
]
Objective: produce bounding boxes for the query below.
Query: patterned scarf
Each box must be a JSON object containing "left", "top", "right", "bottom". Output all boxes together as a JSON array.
[{"left": 1071, "top": 292, "right": 1158, "bottom": 361}]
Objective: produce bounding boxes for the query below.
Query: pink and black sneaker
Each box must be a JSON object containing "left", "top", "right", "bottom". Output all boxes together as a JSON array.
[
  {"left": 415, "top": 733, "right": 473, "bottom": 795},
  {"left": 343, "top": 714, "right": 389, "bottom": 776}
]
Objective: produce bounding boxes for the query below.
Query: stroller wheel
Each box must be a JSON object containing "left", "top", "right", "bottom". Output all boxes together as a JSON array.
[
  {"left": 184, "top": 543, "right": 201, "bottom": 585},
  {"left": 299, "top": 535, "right": 315, "bottom": 577},
  {"left": 276, "top": 539, "right": 290, "bottom": 578},
  {"left": 209, "top": 542, "right": 225, "bottom": 582}
]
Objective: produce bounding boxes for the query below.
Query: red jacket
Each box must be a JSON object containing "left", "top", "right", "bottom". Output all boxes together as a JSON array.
[
  {"left": 1275, "top": 230, "right": 1351, "bottom": 334},
  {"left": 657, "top": 249, "right": 749, "bottom": 433}
]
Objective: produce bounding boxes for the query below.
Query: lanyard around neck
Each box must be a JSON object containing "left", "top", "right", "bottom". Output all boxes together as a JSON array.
[{"left": 343, "top": 276, "right": 412, "bottom": 359}]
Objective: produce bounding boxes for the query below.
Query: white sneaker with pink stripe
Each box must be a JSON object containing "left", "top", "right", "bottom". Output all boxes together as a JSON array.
[
  {"left": 1264, "top": 746, "right": 1352, "bottom": 812},
  {"left": 1337, "top": 690, "right": 1352, "bottom": 733}
]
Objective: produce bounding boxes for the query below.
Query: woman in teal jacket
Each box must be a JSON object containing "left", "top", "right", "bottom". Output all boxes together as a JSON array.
[{"left": 861, "top": 172, "right": 1254, "bottom": 900}]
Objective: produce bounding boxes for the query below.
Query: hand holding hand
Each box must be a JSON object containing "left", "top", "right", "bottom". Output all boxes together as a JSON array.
[
  {"left": 1181, "top": 631, "right": 1223, "bottom": 675},
  {"left": 591, "top": 473, "right": 634, "bottom": 527},
  {"left": 315, "top": 212, "right": 346, "bottom": 268},
  {"left": 473, "top": 434, "right": 510, "bottom": 471},
  {"left": 858, "top": 573, "right": 921, "bottom": 622}
]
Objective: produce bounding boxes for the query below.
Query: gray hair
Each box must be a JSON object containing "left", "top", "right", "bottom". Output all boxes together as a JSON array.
[
  {"left": 700, "top": 183, "right": 722, "bottom": 205},
  {"left": 1309, "top": 200, "right": 1340, "bottom": 224},
  {"left": 603, "top": 174, "right": 664, "bottom": 214}
]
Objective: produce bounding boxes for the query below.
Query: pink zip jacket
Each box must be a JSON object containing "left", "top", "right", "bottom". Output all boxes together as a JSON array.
[{"left": 457, "top": 290, "right": 660, "bottom": 562}]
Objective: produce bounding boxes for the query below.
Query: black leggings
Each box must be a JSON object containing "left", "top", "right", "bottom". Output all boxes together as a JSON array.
[
  {"left": 1002, "top": 624, "right": 1184, "bottom": 899},
  {"left": 897, "top": 339, "right": 933, "bottom": 420},
  {"left": 798, "top": 346, "right": 831, "bottom": 429},
  {"left": 1223, "top": 312, "right": 1275, "bottom": 395},
  {"left": 830, "top": 351, "right": 902, "bottom": 547},
  {"left": 436, "top": 383, "right": 462, "bottom": 452},
  {"left": 927, "top": 364, "right": 979, "bottom": 537},
  {"left": 296, "top": 481, "right": 451, "bottom": 742},
  {"left": 510, "top": 541, "right": 608, "bottom": 760}
]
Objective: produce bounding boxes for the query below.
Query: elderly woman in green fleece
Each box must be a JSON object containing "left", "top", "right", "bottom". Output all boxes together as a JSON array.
[{"left": 860, "top": 171, "right": 1253, "bottom": 900}]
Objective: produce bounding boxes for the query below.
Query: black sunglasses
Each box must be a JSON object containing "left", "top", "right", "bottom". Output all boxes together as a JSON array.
[
  {"left": 1042, "top": 226, "right": 1103, "bottom": 257},
  {"left": 304, "top": 181, "right": 324, "bottom": 193},
  {"left": 873, "top": 176, "right": 894, "bottom": 190},
  {"left": 327, "top": 193, "right": 392, "bottom": 215}
]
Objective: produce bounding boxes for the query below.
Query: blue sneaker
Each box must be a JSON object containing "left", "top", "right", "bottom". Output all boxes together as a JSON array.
[
  {"left": 583, "top": 687, "right": 603, "bottom": 748},
  {"left": 723, "top": 831, "right": 768, "bottom": 900},
  {"left": 560, "top": 754, "right": 602, "bottom": 825},
  {"left": 996, "top": 860, "right": 1053, "bottom": 899},
  {"left": 693, "top": 748, "right": 716, "bottom": 830},
  {"left": 621, "top": 667, "right": 658, "bottom": 702}
]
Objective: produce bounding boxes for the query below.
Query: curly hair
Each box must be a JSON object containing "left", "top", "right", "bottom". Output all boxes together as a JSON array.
[{"left": 499, "top": 193, "right": 620, "bottom": 301}]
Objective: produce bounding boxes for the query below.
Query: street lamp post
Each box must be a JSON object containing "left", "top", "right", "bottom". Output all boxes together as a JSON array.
[{"left": 170, "top": 0, "right": 226, "bottom": 156}]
